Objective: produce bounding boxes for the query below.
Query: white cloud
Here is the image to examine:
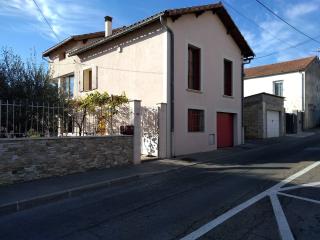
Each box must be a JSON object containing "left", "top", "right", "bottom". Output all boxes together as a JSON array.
[
  {"left": 244, "top": 1, "right": 320, "bottom": 66},
  {"left": 285, "top": 2, "right": 319, "bottom": 19},
  {"left": 0, "top": 0, "right": 104, "bottom": 42}
]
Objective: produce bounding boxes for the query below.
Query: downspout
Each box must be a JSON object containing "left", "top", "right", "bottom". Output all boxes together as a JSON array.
[{"left": 160, "top": 14, "right": 175, "bottom": 157}]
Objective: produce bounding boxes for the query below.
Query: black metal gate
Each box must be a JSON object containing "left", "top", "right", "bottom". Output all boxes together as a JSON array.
[{"left": 286, "top": 113, "right": 297, "bottom": 134}]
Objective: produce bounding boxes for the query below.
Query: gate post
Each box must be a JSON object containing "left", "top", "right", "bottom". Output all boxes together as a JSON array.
[
  {"left": 131, "top": 100, "right": 141, "bottom": 165},
  {"left": 157, "top": 103, "right": 168, "bottom": 158}
]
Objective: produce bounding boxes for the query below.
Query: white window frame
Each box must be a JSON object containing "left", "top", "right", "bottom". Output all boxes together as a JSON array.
[{"left": 273, "top": 80, "right": 284, "bottom": 97}]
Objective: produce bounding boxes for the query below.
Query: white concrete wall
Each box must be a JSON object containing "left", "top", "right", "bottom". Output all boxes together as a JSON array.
[
  {"left": 77, "top": 23, "right": 166, "bottom": 107},
  {"left": 49, "top": 38, "right": 103, "bottom": 80},
  {"left": 168, "top": 12, "right": 243, "bottom": 156},
  {"left": 244, "top": 72, "right": 304, "bottom": 113}
]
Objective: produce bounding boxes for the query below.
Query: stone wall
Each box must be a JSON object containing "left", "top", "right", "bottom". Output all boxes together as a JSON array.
[
  {"left": 244, "top": 94, "right": 264, "bottom": 139},
  {"left": 244, "top": 93, "right": 285, "bottom": 139},
  {"left": 0, "top": 135, "right": 133, "bottom": 184}
]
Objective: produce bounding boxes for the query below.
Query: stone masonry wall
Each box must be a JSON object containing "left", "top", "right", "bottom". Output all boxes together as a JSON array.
[
  {"left": 0, "top": 135, "right": 133, "bottom": 185},
  {"left": 244, "top": 94, "right": 264, "bottom": 139},
  {"left": 244, "top": 93, "right": 285, "bottom": 139}
]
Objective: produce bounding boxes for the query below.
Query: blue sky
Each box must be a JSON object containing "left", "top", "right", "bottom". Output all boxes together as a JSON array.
[{"left": 0, "top": 0, "right": 320, "bottom": 67}]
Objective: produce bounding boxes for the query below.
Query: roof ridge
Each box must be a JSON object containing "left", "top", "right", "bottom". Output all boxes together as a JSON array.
[
  {"left": 244, "top": 56, "right": 318, "bottom": 79},
  {"left": 247, "top": 56, "right": 317, "bottom": 70}
]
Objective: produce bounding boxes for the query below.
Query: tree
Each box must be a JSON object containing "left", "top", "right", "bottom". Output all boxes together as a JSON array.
[
  {"left": 0, "top": 48, "right": 59, "bottom": 103},
  {"left": 0, "top": 48, "right": 63, "bottom": 137},
  {"left": 86, "top": 91, "right": 128, "bottom": 135},
  {"left": 66, "top": 91, "right": 129, "bottom": 136},
  {"left": 66, "top": 97, "right": 93, "bottom": 136}
]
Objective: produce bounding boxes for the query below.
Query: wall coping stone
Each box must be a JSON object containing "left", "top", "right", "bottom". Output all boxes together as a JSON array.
[{"left": 0, "top": 135, "right": 132, "bottom": 142}]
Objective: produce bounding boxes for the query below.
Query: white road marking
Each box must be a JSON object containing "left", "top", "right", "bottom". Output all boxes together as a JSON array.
[
  {"left": 278, "top": 192, "right": 320, "bottom": 205},
  {"left": 279, "top": 181, "right": 320, "bottom": 192},
  {"left": 270, "top": 194, "right": 294, "bottom": 240},
  {"left": 276, "top": 161, "right": 320, "bottom": 190},
  {"left": 180, "top": 161, "right": 320, "bottom": 240}
]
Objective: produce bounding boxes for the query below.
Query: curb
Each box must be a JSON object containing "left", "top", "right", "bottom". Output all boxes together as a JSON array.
[
  {"left": 0, "top": 168, "right": 180, "bottom": 217},
  {"left": 0, "top": 135, "right": 314, "bottom": 217}
]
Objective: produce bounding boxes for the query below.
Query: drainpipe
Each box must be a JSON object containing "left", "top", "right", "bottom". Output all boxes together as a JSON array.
[{"left": 160, "top": 14, "right": 175, "bottom": 157}]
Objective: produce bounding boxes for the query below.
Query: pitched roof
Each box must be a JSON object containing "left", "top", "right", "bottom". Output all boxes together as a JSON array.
[
  {"left": 42, "top": 27, "right": 126, "bottom": 57},
  {"left": 65, "top": 3, "right": 254, "bottom": 58},
  {"left": 244, "top": 56, "right": 317, "bottom": 79}
]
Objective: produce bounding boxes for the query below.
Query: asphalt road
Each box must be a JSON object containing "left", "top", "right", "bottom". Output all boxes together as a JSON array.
[{"left": 1, "top": 134, "right": 320, "bottom": 240}]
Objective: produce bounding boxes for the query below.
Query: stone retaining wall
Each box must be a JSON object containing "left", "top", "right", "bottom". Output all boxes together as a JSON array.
[{"left": 0, "top": 135, "right": 133, "bottom": 184}]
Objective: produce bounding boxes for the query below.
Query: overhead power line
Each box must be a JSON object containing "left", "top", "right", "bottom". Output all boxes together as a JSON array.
[
  {"left": 255, "top": 0, "right": 320, "bottom": 45},
  {"left": 255, "top": 38, "right": 315, "bottom": 59},
  {"left": 223, "top": 0, "right": 319, "bottom": 59},
  {"left": 222, "top": 0, "right": 298, "bottom": 50},
  {"left": 31, "top": 0, "right": 60, "bottom": 41}
]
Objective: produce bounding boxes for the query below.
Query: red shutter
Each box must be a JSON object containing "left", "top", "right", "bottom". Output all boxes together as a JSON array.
[
  {"left": 188, "top": 48, "right": 193, "bottom": 89},
  {"left": 193, "top": 49, "right": 200, "bottom": 91},
  {"left": 224, "top": 60, "right": 232, "bottom": 96},
  {"left": 188, "top": 45, "right": 201, "bottom": 91}
]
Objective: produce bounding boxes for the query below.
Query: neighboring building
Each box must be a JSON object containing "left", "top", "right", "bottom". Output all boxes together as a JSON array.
[
  {"left": 244, "top": 93, "right": 285, "bottom": 139},
  {"left": 43, "top": 3, "right": 254, "bottom": 156},
  {"left": 244, "top": 56, "right": 320, "bottom": 129}
]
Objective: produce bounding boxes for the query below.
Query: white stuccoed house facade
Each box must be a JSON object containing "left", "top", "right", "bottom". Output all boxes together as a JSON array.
[
  {"left": 43, "top": 3, "right": 254, "bottom": 157},
  {"left": 244, "top": 56, "right": 320, "bottom": 130}
]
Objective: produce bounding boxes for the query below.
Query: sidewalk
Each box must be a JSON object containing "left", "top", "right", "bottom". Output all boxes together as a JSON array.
[{"left": 0, "top": 134, "right": 309, "bottom": 216}]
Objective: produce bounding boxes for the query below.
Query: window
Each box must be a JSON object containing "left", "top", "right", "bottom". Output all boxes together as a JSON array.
[
  {"left": 273, "top": 81, "right": 283, "bottom": 96},
  {"left": 188, "top": 109, "right": 204, "bottom": 132},
  {"left": 224, "top": 59, "right": 233, "bottom": 96},
  {"left": 62, "top": 75, "right": 74, "bottom": 98},
  {"left": 188, "top": 45, "right": 201, "bottom": 91},
  {"left": 59, "top": 52, "right": 66, "bottom": 61},
  {"left": 83, "top": 69, "right": 92, "bottom": 91}
]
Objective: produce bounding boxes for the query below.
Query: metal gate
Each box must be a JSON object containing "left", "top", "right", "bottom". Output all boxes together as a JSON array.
[
  {"left": 286, "top": 113, "right": 297, "bottom": 134},
  {"left": 141, "top": 106, "right": 159, "bottom": 157}
]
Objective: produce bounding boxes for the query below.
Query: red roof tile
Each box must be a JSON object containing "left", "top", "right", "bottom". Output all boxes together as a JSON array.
[{"left": 244, "top": 56, "right": 317, "bottom": 79}]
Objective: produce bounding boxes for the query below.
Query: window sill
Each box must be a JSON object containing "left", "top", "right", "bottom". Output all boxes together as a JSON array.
[
  {"left": 223, "top": 95, "right": 234, "bottom": 99},
  {"left": 186, "top": 89, "right": 203, "bottom": 94}
]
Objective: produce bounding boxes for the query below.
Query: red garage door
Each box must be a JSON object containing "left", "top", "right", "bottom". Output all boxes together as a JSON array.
[{"left": 217, "top": 113, "right": 234, "bottom": 148}]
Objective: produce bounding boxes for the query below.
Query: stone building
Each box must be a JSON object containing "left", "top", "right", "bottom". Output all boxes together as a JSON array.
[{"left": 244, "top": 93, "right": 285, "bottom": 139}]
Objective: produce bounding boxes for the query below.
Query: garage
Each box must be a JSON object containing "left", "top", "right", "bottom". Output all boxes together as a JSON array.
[
  {"left": 244, "top": 93, "right": 284, "bottom": 139},
  {"left": 217, "top": 112, "right": 234, "bottom": 148},
  {"left": 267, "top": 111, "right": 280, "bottom": 138}
]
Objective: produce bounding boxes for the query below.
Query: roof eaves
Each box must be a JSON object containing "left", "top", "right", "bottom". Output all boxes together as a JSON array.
[
  {"left": 42, "top": 36, "right": 73, "bottom": 57},
  {"left": 244, "top": 70, "right": 302, "bottom": 80},
  {"left": 69, "top": 12, "right": 165, "bottom": 56},
  {"left": 69, "top": 3, "right": 254, "bottom": 58},
  {"left": 301, "top": 56, "right": 317, "bottom": 71}
]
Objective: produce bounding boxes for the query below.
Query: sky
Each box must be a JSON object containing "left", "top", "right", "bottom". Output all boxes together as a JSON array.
[{"left": 0, "top": 0, "right": 320, "bottom": 67}]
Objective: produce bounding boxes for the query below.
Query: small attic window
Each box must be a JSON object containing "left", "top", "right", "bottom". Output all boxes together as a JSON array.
[{"left": 59, "top": 52, "right": 66, "bottom": 61}]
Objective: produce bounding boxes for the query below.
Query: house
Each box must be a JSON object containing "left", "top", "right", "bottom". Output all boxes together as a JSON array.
[
  {"left": 244, "top": 56, "right": 320, "bottom": 130},
  {"left": 43, "top": 3, "right": 254, "bottom": 156},
  {"left": 244, "top": 93, "right": 285, "bottom": 139}
]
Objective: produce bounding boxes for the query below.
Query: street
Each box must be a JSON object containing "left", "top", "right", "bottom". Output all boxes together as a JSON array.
[{"left": 1, "top": 134, "right": 320, "bottom": 240}]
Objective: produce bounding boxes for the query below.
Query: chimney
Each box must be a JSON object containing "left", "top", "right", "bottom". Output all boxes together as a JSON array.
[{"left": 104, "top": 16, "right": 113, "bottom": 37}]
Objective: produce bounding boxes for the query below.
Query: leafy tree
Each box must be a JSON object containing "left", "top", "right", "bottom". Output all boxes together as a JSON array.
[
  {"left": 67, "top": 91, "right": 128, "bottom": 136},
  {"left": 0, "top": 48, "right": 59, "bottom": 103},
  {"left": 0, "top": 48, "right": 63, "bottom": 137},
  {"left": 66, "top": 97, "right": 93, "bottom": 136}
]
